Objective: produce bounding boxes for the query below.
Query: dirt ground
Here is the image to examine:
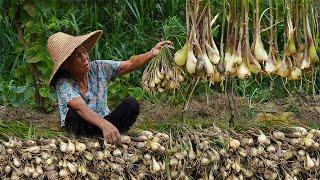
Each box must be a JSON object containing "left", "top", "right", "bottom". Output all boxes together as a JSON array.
[{"left": 0, "top": 93, "right": 319, "bottom": 131}]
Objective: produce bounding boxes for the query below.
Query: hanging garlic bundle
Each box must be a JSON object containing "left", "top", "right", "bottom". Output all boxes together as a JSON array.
[
  {"left": 175, "top": 0, "right": 222, "bottom": 84},
  {"left": 171, "top": 0, "right": 318, "bottom": 85},
  {"left": 142, "top": 45, "right": 183, "bottom": 94}
]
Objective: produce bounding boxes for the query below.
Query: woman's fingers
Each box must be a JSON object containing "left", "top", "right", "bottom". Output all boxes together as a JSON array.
[
  {"left": 150, "top": 40, "right": 174, "bottom": 57},
  {"left": 161, "top": 40, "right": 173, "bottom": 45},
  {"left": 157, "top": 40, "right": 173, "bottom": 48},
  {"left": 115, "top": 131, "right": 121, "bottom": 144},
  {"left": 167, "top": 45, "right": 175, "bottom": 50},
  {"left": 105, "top": 135, "right": 112, "bottom": 144},
  {"left": 104, "top": 133, "right": 121, "bottom": 145},
  {"left": 109, "top": 133, "right": 116, "bottom": 144},
  {"left": 110, "top": 131, "right": 121, "bottom": 145}
]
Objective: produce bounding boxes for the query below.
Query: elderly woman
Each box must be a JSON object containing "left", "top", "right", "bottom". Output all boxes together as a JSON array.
[{"left": 47, "top": 30, "right": 172, "bottom": 144}]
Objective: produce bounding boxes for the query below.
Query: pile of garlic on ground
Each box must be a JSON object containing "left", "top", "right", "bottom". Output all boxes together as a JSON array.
[{"left": 0, "top": 125, "right": 319, "bottom": 179}]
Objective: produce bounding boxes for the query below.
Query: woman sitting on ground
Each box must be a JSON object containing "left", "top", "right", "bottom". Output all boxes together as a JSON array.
[{"left": 47, "top": 30, "right": 173, "bottom": 144}]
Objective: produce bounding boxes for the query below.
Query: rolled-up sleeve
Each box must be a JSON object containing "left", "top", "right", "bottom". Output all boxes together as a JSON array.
[
  {"left": 95, "top": 60, "right": 121, "bottom": 82},
  {"left": 56, "top": 80, "right": 81, "bottom": 105},
  {"left": 55, "top": 80, "right": 81, "bottom": 126}
]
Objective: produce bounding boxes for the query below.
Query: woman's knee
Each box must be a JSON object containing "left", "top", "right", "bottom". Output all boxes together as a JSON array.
[
  {"left": 125, "top": 96, "right": 140, "bottom": 114},
  {"left": 66, "top": 108, "right": 79, "bottom": 120}
]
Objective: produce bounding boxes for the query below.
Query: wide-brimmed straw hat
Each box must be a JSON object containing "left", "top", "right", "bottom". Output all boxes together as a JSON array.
[{"left": 47, "top": 30, "right": 103, "bottom": 86}]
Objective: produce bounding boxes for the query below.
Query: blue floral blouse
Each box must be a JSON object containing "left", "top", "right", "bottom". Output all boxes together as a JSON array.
[{"left": 55, "top": 60, "right": 121, "bottom": 126}]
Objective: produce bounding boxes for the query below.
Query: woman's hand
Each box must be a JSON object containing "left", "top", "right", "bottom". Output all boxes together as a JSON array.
[
  {"left": 150, "top": 40, "right": 174, "bottom": 57},
  {"left": 100, "top": 120, "right": 121, "bottom": 145},
  {"left": 119, "top": 40, "right": 174, "bottom": 75},
  {"left": 68, "top": 97, "right": 122, "bottom": 145}
]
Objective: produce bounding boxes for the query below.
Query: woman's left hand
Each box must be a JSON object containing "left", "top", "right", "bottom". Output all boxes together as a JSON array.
[{"left": 150, "top": 40, "right": 174, "bottom": 57}]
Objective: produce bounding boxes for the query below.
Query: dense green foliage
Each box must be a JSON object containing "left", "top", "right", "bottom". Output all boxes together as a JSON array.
[{"left": 0, "top": 0, "right": 319, "bottom": 112}]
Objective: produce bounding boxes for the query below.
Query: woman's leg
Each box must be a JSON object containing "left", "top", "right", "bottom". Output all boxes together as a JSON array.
[
  {"left": 104, "top": 96, "right": 140, "bottom": 133},
  {"left": 64, "top": 96, "right": 140, "bottom": 136},
  {"left": 64, "top": 109, "right": 102, "bottom": 136}
]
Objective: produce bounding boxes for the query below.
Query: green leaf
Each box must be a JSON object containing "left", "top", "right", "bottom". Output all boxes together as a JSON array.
[
  {"left": 109, "top": 83, "right": 121, "bottom": 95},
  {"left": 24, "top": 86, "right": 34, "bottom": 100},
  {"left": 25, "top": 73, "right": 34, "bottom": 85},
  {"left": 39, "top": 87, "right": 49, "bottom": 97},
  {"left": 211, "top": 25, "right": 220, "bottom": 38},
  {"left": 23, "top": 3, "right": 37, "bottom": 17},
  {"left": 15, "top": 86, "right": 26, "bottom": 94},
  {"left": 9, "top": 8, "right": 15, "bottom": 19},
  {"left": 124, "top": 73, "right": 130, "bottom": 79},
  {"left": 26, "top": 52, "right": 45, "bottom": 63},
  {"left": 128, "top": 87, "right": 144, "bottom": 100},
  {"left": 9, "top": 95, "right": 19, "bottom": 107},
  {"left": 118, "top": 89, "right": 127, "bottom": 99},
  {"left": 48, "top": 90, "right": 57, "bottom": 101}
]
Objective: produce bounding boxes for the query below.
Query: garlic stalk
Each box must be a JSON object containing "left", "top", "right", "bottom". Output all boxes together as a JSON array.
[
  {"left": 284, "top": 0, "right": 296, "bottom": 57},
  {"left": 253, "top": 0, "right": 268, "bottom": 63},
  {"left": 186, "top": 29, "right": 197, "bottom": 74},
  {"left": 265, "top": 0, "right": 276, "bottom": 74},
  {"left": 243, "top": 0, "right": 261, "bottom": 74},
  {"left": 306, "top": 16, "right": 319, "bottom": 64}
]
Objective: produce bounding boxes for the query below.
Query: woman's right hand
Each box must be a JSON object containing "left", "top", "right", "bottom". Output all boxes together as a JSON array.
[
  {"left": 100, "top": 120, "right": 121, "bottom": 145},
  {"left": 68, "top": 97, "right": 122, "bottom": 145}
]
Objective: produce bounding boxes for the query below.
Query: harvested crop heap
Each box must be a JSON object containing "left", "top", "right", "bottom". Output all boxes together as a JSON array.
[{"left": 0, "top": 125, "right": 319, "bottom": 179}]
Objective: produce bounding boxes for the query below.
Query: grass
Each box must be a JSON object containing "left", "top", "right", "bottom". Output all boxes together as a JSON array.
[
  {"left": 0, "top": 107, "right": 319, "bottom": 142},
  {"left": 133, "top": 108, "right": 320, "bottom": 135},
  {"left": 0, "top": 120, "right": 63, "bottom": 141},
  {"left": 133, "top": 117, "right": 214, "bottom": 133}
]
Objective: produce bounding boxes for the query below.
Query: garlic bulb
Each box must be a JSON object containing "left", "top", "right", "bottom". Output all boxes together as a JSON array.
[{"left": 174, "top": 43, "right": 188, "bottom": 66}]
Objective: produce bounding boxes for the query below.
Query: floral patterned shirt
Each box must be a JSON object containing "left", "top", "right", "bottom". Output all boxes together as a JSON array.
[{"left": 55, "top": 60, "right": 121, "bottom": 126}]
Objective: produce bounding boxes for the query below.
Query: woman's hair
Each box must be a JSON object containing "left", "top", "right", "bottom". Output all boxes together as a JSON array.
[
  {"left": 52, "top": 68, "right": 70, "bottom": 89},
  {"left": 52, "top": 56, "right": 71, "bottom": 88}
]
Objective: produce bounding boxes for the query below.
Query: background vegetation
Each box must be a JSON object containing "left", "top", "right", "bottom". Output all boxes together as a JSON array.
[{"left": 0, "top": 0, "right": 319, "bottom": 113}]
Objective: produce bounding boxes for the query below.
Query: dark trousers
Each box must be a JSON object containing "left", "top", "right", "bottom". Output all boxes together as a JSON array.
[{"left": 64, "top": 97, "right": 140, "bottom": 137}]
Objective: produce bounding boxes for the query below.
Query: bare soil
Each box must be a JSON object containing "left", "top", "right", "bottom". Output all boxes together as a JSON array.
[{"left": 0, "top": 93, "right": 319, "bottom": 131}]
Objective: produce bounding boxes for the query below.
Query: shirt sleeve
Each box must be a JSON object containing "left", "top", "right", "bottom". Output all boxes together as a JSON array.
[
  {"left": 95, "top": 60, "right": 121, "bottom": 82},
  {"left": 55, "top": 79, "right": 81, "bottom": 106}
]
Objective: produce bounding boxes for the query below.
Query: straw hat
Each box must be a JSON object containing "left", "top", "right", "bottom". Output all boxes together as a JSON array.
[{"left": 47, "top": 30, "right": 103, "bottom": 85}]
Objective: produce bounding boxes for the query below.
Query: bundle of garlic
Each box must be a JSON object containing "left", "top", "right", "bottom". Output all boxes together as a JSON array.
[
  {"left": 173, "top": 0, "right": 319, "bottom": 85},
  {"left": 173, "top": 0, "right": 223, "bottom": 84},
  {"left": 142, "top": 45, "right": 183, "bottom": 94}
]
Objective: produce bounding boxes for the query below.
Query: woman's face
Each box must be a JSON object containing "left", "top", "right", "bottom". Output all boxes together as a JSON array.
[{"left": 62, "top": 45, "right": 90, "bottom": 75}]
